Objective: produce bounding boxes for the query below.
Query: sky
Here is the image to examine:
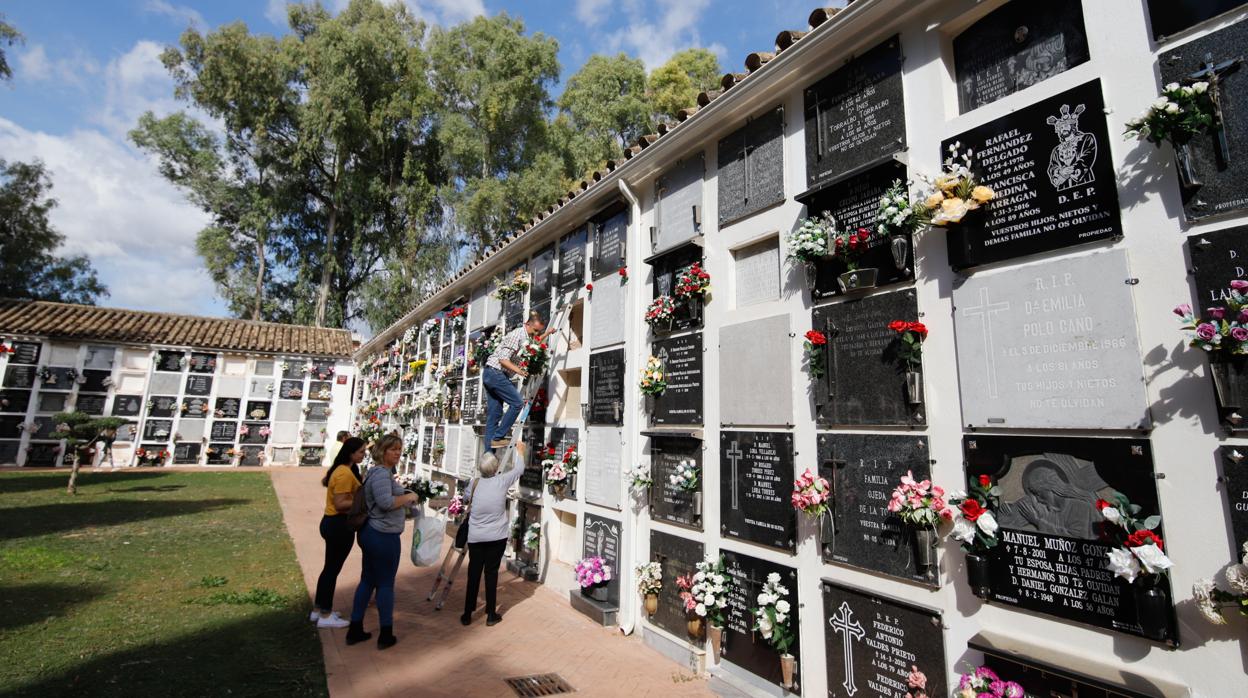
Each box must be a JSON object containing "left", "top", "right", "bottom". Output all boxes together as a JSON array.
[{"left": 0, "top": 0, "right": 822, "bottom": 320}]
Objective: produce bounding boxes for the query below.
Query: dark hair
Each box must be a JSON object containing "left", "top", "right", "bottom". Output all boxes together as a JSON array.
[
  {"left": 322, "top": 437, "right": 366, "bottom": 487},
  {"left": 336, "top": 430, "right": 350, "bottom": 442}
]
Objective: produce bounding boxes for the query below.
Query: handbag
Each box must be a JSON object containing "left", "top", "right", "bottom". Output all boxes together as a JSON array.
[
  {"left": 454, "top": 478, "right": 479, "bottom": 549},
  {"left": 346, "top": 469, "right": 375, "bottom": 531}
]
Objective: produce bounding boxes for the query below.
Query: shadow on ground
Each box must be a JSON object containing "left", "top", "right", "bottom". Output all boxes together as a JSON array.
[
  {"left": 0, "top": 471, "right": 173, "bottom": 494},
  {"left": 0, "top": 498, "right": 251, "bottom": 541},
  {"left": 0, "top": 583, "right": 107, "bottom": 631}
]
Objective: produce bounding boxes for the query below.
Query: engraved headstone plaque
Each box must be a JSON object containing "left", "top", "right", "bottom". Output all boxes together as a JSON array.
[
  {"left": 503, "top": 262, "right": 527, "bottom": 328},
  {"left": 76, "top": 394, "right": 107, "bottom": 416},
  {"left": 26, "top": 442, "right": 62, "bottom": 467},
  {"left": 720, "top": 431, "right": 796, "bottom": 551},
  {"left": 1219, "top": 445, "right": 1248, "bottom": 548},
  {"left": 156, "top": 351, "right": 184, "bottom": 372},
  {"left": 206, "top": 443, "right": 233, "bottom": 465},
  {"left": 214, "top": 397, "right": 241, "bottom": 419},
  {"left": 245, "top": 401, "right": 271, "bottom": 421},
  {"left": 588, "top": 349, "right": 625, "bottom": 425},
  {"left": 650, "top": 242, "right": 704, "bottom": 333},
  {"left": 143, "top": 419, "right": 174, "bottom": 441},
  {"left": 279, "top": 380, "right": 304, "bottom": 400},
  {"left": 654, "top": 155, "right": 704, "bottom": 253},
  {"left": 592, "top": 207, "right": 628, "bottom": 278},
  {"left": 242, "top": 422, "right": 269, "bottom": 444},
  {"left": 148, "top": 396, "right": 178, "bottom": 418},
  {"left": 520, "top": 426, "right": 546, "bottom": 491},
  {"left": 3, "top": 365, "right": 35, "bottom": 389},
  {"left": 558, "top": 227, "right": 589, "bottom": 295},
  {"left": 953, "top": 0, "right": 1090, "bottom": 113},
  {"left": 210, "top": 421, "right": 237, "bottom": 442},
  {"left": 953, "top": 250, "right": 1151, "bottom": 429},
  {"left": 720, "top": 315, "right": 793, "bottom": 426},
  {"left": 37, "top": 393, "right": 67, "bottom": 413},
  {"left": 1148, "top": 0, "right": 1248, "bottom": 39},
  {"left": 590, "top": 270, "right": 627, "bottom": 347},
  {"left": 185, "top": 375, "right": 213, "bottom": 397},
  {"left": 582, "top": 513, "right": 623, "bottom": 606},
  {"left": 188, "top": 352, "right": 217, "bottom": 373},
  {"left": 80, "top": 369, "right": 112, "bottom": 393},
  {"left": 42, "top": 368, "right": 77, "bottom": 390},
  {"left": 461, "top": 375, "right": 482, "bottom": 424},
  {"left": 720, "top": 550, "right": 801, "bottom": 690},
  {"left": 112, "top": 395, "right": 142, "bottom": 417},
  {"left": 249, "top": 377, "right": 274, "bottom": 398},
  {"left": 308, "top": 381, "right": 332, "bottom": 401},
  {"left": 943, "top": 79, "right": 1122, "bottom": 269},
  {"left": 240, "top": 445, "right": 265, "bottom": 466},
  {"left": 584, "top": 427, "right": 622, "bottom": 510},
  {"left": 718, "top": 106, "right": 785, "bottom": 226},
  {"left": 306, "top": 402, "right": 330, "bottom": 422},
  {"left": 184, "top": 397, "right": 210, "bottom": 419},
  {"left": 273, "top": 401, "right": 301, "bottom": 422},
  {"left": 649, "top": 531, "right": 704, "bottom": 637},
  {"left": 531, "top": 244, "right": 555, "bottom": 307},
  {"left": 804, "top": 36, "right": 905, "bottom": 185},
  {"left": 651, "top": 333, "right": 702, "bottom": 426},
  {"left": 649, "top": 435, "right": 702, "bottom": 529},
  {"left": 174, "top": 442, "right": 201, "bottom": 464},
  {"left": 964, "top": 435, "right": 1176, "bottom": 643},
  {"left": 301, "top": 447, "right": 325, "bottom": 466},
  {"left": 10, "top": 341, "right": 41, "bottom": 365},
  {"left": 733, "top": 238, "right": 780, "bottom": 308},
  {"left": 0, "top": 389, "right": 31, "bottom": 413}
]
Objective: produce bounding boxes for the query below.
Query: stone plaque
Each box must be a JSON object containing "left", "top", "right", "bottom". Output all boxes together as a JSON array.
[
  {"left": 242, "top": 422, "right": 269, "bottom": 444},
  {"left": 0, "top": 417, "right": 22, "bottom": 439},
  {"left": 26, "top": 442, "right": 63, "bottom": 467},
  {"left": 143, "top": 418, "right": 173, "bottom": 441},
  {"left": 733, "top": 238, "right": 780, "bottom": 308},
  {"left": 943, "top": 79, "right": 1122, "bottom": 269},
  {"left": 205, "top": 443, "right": 233, "bottom": 465},
  {"left": 148, "top": 373, "right": 179, "bottom": 395},
  {"left": 210, "top": 421, "right": 237, "bottom": 442},
  {"left": 184, "top": 398, "right": 209, "bottom": 420},
  {"left": 799, "top": 159, "right": 913, "bottom": 299},
  {"left": 590, "top": 268, "right": 626, "bottom": 347},
  {"left": 649, "top": 530, "right": 704, "bottom": 638},
  {"left": 306, "top": 402, "right": 330, "bottom": 422},
  {"left": 278, "top": 380, "right": 304, "bottom": 400},
  {"left": 300, "top": 447, "right": 325, "bottom": 466},
  {"left": 558, "top": 227, "right": 589, "bottom": 296},
  {"left": 214, "top": 398, "right": 241, "bottom": 419},
  {"left": 115, "top": 423, "right": 138, "bottom": 442},
  {"left": 308, "top": 381, "right": 332, "bottom": 401},
  {"left": 459, "top": 429, "right": 480, "bottom": 479},
  {"left": 953, "top": 0, "right": 1090, "bottom": 113},
  {"left": 245, "top": 401, "right": 271, "bottom": 421},
  {"left": 266, "top": 420, "right": 293, "bottom": 445},
  {"left": 520, "top": 426, "right": 546, "bottom": 491},
  {"left": 953, "top": 250, "right": 1151, "bottom": 429},
  {"left": 148, "top": 396, "right": 178, "bottom": 418},
  {"left": 0, "top": 389, "right": 31, "bottom": 413},
  {"left": 188, "top": 352, "right": 217, "bottom": 373},
  {"left": 1190, "top": 225, "right": 1248, "bottom": 302},
  {"left": 185, "top": 375, "right": 212, "bottom": 397},
  {"left": 112, "top": 395, "right": 142, "bottom": 417},
  {"left": 818, "top": 434, "right": 934, "bottom": 585},
  {"left": 469, "top": 285, "right": 491, "bottom": 330},
  {"left": 814, "top": 289, "right": 924, "bottom": 427},
  {"left": 80, "top": 369, "right": 112, "bottom": 393},
  {"left": 240, "top": 445, "right": 264, "bottom": 466},
  {"left": 592, "top": 207, "right": 628, "bottom": 279},
  {"left": 720, "top": 431, "right": 796, "bottom": 551},
  {"left": 41, "top": 368, "right": 77, "bottom": 390},
  {"left": 3, "top": 365, "right": 35, "bottom": 389},
  {"left": 179, "top": 418, "right": 205, "bottom": 442},
  {"left": 310, "top": 360, "right": 335, "bottom": 381},
  {"left": 531, "top": 244, "right": 555, "bottom": 307},
  {"left": 461, "top": 375, "right": 481, "bottom": 424},
  {"left": 274, "top": 401, "right": 301, "bottom": 422},
  {"left": 654, "top": 155, "right": 704, "bottom": 254},
  {"left": 444, "top": 426, "right": 462, "bottom": 477},
  {"left": 964, "top": 435, "right": 1176, "bottom": 643},
  {"left": 37, "top": 393, "right": 67, "bottom": 414},
  {"left": 249, "top": 377, "right": 274, "bottom": 399},
  {"left": 584, "top": 427, "right": 622, "bottom": 510},
  {"left": 156, "top": 350, "right": 184, "bottom": 372},
  {"left": 822, "top": 581, "right": 948, "bottom": 698},
  {"left": 721, "top": 550, "right": 801, "bottom": 690},
  {"left": 0, "top": 441, "right": 18, "bottom": 465},
  {"left": 1149, "top": 0, "right": 1248, "bottom": 39},
  {"left": 650, "top": 242, "right": 703, "bottom": 333},
  {"left": 420, "top": 425, "right": 434, "bottom": 466},
  {"left": 804, "top": 35, "right": 905, "bottom": 185},
  {"left": 719, "top": 315, "right": 794, "bottom": 426},
  {"left": 301, "top": 423, "right": 326, "bottom": 442},
  {"left": 216, "top": 376, "right": 245, "bottom": 398},
  {"left": 651, "top": 333, "right": 702, "bottom": 426},
  {"left": 173, "top": 442, "right": 201, "bottom": 464},
  {"left": 588, "top": 349, "right": 625, "bottom": 425},
  {"left": 503, "top": 263, "right": 527, "bottom": 328},
  {"left": 83, "top": 346, "right": 114, "bottom": 369},
  {"left": 1220, "top": 446, "right": 1248, "bottom": 549},
  {"left": 10, "top": 341, "right": 41, "bottom": 364},
  {"left": 280, "top": 360, "right": 303, "bottom": 380},
  {"left": 649, "top": 435, "right": 702, "bottom": 529},
  {"left": 1160, "top": 18, "right": 1248, "bottom": 221},
  {"left": 76, "top": 394, "right": 107, "bottom": 416},
  {"left": 582, "top": 513, "right": 623, "bottom": 606},
  {"left": 718, "top": 106, "right": 785, "bottom": 226}
]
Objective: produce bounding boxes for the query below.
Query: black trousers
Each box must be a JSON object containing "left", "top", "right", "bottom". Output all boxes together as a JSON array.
[
  {"left": 463, "top": 538, "right": 508, "bottom": 617},
  {"left": 315, "top": 514, "right": 356, "bottom": 612}
]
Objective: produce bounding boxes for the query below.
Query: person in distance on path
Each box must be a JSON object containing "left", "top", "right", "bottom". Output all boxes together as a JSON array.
[
  {"left": 483, "top": 311, "right": 554, "bottom": 452},
  {"left": 461, "top": 443, "right": 528, "bottom": 627}
]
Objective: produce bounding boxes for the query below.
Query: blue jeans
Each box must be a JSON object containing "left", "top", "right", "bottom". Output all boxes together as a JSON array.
[
  {"left": 349, "top": 521, "right": 401, "bottom": 626},
  {"left": 483, "top": 367, "right": 523, "bottom": 445}
]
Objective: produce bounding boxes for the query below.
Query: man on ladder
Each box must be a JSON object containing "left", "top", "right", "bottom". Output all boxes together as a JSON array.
[{"left": 482, "top": 310, "right": 556, "bottom": 454}]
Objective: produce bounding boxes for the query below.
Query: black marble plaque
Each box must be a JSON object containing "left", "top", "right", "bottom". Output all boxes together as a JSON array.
[
  {"left": 3, "top": 365, "right": 35, "bottom": 389},
  {"left": 184, "top": 397, "right": 209, "bottom": 418},
  {"left": 822, "top": 581, "right": 948, "bottom": 698},
  {"left": 649, "top": 435, "right": 702, "bottom": 528},
  {"left": 720, "top": 550, "right": 801, "bottom": 690},
  {"left": 549, "top": 427, "right": 579, "bottom": 456},
  {"left": 1190, "top": 225, "right": 1248, "bottom": 302},
  {"left": 245, "top": 401, "right": 271, "bottom": 421},
  {"left": 1160, "top": 19, "right": 1248, "bottom": 221},
  {"left": 719, "top": 106, "right": 786, "bottom": 227},
  {"left": 279, "top": 380, "right": 304, "bottom": 400},
  {"left": 80, "top": 369, "right": 112, "bottom": 393},
  {"left": 420, "top": 425, "right": 434, "bottom": 465},
  {"left": 588, "top": 349, "right": 625, "bottom": 426},
  {"left": 148, "top": 396, "right": 178, "bottom": 418},
  {"left": 173, "top": 442, "right": 201, "bottom": 464},
  {"left": 308, "top": 381, "right": 332, "bottom": 401},
  {"left": 721, "top": 431, "right": 796, "bottom": 551},
  {"left": 582, "top": 513, "right": 623, "bottom": 606},
  {"left": 558, "top": 227, "right": 589, "bottom": 295},
  {"left": 649, "top": 530, "right": 704, "bottom": 638},
  {"left": 519, "top": 427, "right": 545, "bottom": 491},
  {"left": 814, "top": 289, "right": 924, "bottom": 427},
  {"left": 185, "top": 375, "right": 213, "bottom": 396},
  {"left": 943, "top": 79, "right": 1121, "bottom": 270},
  {"left": 143, "top": 419, "right": 173, "bottom": 441},
  {"left": 0, "top": 389, "right": 31, "bottom": 413},
  {"left": 0, "top": 441, "right": 18, "bottom": 464},
  {"left": 953, "top": 0, "right": 1090, "bottom": 113},
  {"left": 10, "top": 341, "right": 41, "bottom": 365},
  {"left": 0, "top": 416, "right": 23, "bottom": 439},
  {"left": 964, "top": 435, "right": 1177, "bottom": 643},
  {"left": 37, "top": 393, "right": 67, "bottom": 414},
  {"left": 305, "top": 402, "right": 330, "bottom": 422},
  {"left": 461, "top": 375, "right": 482, "bottom": 425},
  {"left": 818, "top": 434, "right": 934, "bottom": 585},
  {"left": 115, "top": 423, "right": 138, "bottom": 442},
  {"left": 1220, "top": 446, "right": 1248, "bottom": 549},
  {"left": 76, "top": 394, "right": 107, "bottom": 416},
  {"left": 800, "top": 160, "right": 912, "bottom": 299},
  {"left": 206, "top": 443, "right": 233, "bottom": 465},
  {"left": 240, "top": 445, "right": 265, "bottom": 466},
  {"left": 1149, "top": 0, "right": 1248, "bottom": 39},
  {"left": 651, "top": 333, "right": 702, "bottom": 426},
  {"left": 111, "top": 395, "right": 142, "bottom": 417},
  {"left": 531, "top": 244, "right": 555, "bottom": 307},
  {"left": 804, "top": 36, "right": 905, "bottom": 185},
  {"left": 42, "top": 367, "right": 76, "bottom": 390},
  {"left": 214, "top": 397, "right": 240, "bottom": 419},
  {"left": 592, "top": 208, "right": 629, "bottom": 279},
  {"left": 156, "top": 350, "right": 184, "bottom": 372},
  {"left": 301, "top": 447, "right": 325, "bottom": 466},
  {"left": 281, "top": 360, "right": 303, "bottom": 379},
  {"left": 188, "top": 352, "right": 217, "bottom": 373},
  {"left": 242, "top": 422, "right": 269, "bottom": 444},
  {"left": 210, "top": 421, "right": 237, "bottom": 442},
  {"left": 26, "top": 442, "right": 62, "bottom": 467},
  {"left": 650, "top": 243, "right": 704, "bottom": 333}
]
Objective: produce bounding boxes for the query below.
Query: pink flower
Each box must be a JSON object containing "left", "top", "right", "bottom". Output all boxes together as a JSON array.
[
  {"left": 1208, "top": 307, "right": 1226, "bottom": 320},
  {"left": 1233, "top": 327, "right": 1248, "bottom": 342},
  {"left": 1196, "top": 322, "right": 1219, "bottom": 341},
  {"left": 1174, "top": 304, "right": 1192, "bottom": 317},
  {"left": 1231, "top": 280, "right": 1248, "bottom": 290}
]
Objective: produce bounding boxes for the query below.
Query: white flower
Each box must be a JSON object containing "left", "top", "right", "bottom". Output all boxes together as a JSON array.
[
  {"left": 1194, "top": 81, "right": 1209, "bottom": 94},
  {"left": 1108, "top": 547, "right": 1141, "bottom": 583},
  {"left": 1181, "top": 86, "right": 1194, "bottom": 96},
  {"left": 775, "top": 585, "right": 788, "bottom": 596},
  {"left": 1193, "top": 579, "right": 1227, "bottom": 625},
  {"left": 950, "top": 516, "right": 976, "bottom": 543},
  {"left": 704, "top": 595, "right": 716, "bottom": 607},
  {"left": 757, "top": 592, "right": 770, "bottom": 606},
  {"left": 766, "top": 572, "right": 781, "bottom": 584},
  {"left": 1131, "top": 544, "right": 1173, "bottom": 575},
  {"left": 593, "top": 573, "right": 603, "bottom": 584},
  {"left": 1100, "top": 506, "right": 1122, "bottom": 525},
  {"left": 775, "top": 599, "right": 790, "bottom": 614},
  {"left": 1165, "top": 82, "right": 1180, "bottom": 92},
  {"left": 976, "top": 510, "right": 999, "bottom": 536},
  {"left": 1226, "top": 564, "right": 1248, "bottom": 595},
  {"left": 695, "top": 603, "right": 707, "bottom": 617},
  {"left": 1152, "top": 97, "right": 1169, "bottom": 110},
  {"left": 1240, "top": 540, "right": 1248, "bottom": 565},
  {"left": 1164, "top": 102, "right": 1181, "bottom": 114},
  {"left": 774, "top": 612, "right": 786, "bottom": 624}
]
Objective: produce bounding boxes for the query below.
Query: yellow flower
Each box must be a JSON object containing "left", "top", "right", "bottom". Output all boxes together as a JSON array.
[
  {"left": 923, "top": 192, "right": 945, "bottom": 210},
  {"left": 934, "top": 174, "right": 959, "bottom": 192},
  {"left": 971, "top": 185, "right": 995, "bottom": 203}
]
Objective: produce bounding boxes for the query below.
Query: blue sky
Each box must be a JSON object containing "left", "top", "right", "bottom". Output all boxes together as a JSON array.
[{"left": 0, "top": 0, "right": 824, "bottom": 319}]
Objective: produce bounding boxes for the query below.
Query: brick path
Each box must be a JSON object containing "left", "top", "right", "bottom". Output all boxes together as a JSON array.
[{"left": 270, "top": 468, "right": 713, "bottom": 698}]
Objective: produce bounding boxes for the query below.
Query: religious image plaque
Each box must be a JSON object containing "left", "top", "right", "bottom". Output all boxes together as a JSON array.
[
  {"left": 308, "top": 381, "right": 331, "bottom": 401},
  {"left": 588, "top": 349, "right": 625, "bottom": 425},
  {"left": 963, "top": 435, "right": 1177, "bottom": 643},
  {"left": 720, "top": 550, "right": 800, "bottom": 690},
  {"left": 720, "top": 431, "right": 796, "bottom": 552},
  {"left": 112, "top": 395, "right": 142, "bottom": 417},
  {"left": 649, "top": 531, "right": 704, "bottom": 638},
  {"left": 649, "top": 435, "right": 702, "bottom": 529},
  {"left": 582, "top": 513, "right": 623, "bottom": 606},
  {"left": 651, "top": 333, "right": 702, "bottom": 426}
]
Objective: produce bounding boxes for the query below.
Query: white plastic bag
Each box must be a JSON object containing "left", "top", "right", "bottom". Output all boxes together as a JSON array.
[{"left": 411, "top": 509, "right": 445, "bottom": 566}]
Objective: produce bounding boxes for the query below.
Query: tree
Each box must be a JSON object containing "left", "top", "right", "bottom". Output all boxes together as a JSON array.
[
  {"left": 0, "top": 159, "right": 107, "bottom": 304},
  {"left": 558, "top": 53, "right": 650, "bottom": 169},
  {"left": 52, "top": 412, "right": 126, "bottom": 494},
  {"left": 0, "top": 15, "right": 20, "bottom": 82},
  {"left": 648, "top": 48, "right": 721, "bottom": 121}
]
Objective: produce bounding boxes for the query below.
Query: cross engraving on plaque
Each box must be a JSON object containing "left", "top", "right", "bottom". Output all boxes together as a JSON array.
[
  {"left": 726, "top": 440, "right": 744, "bottom": 510},
  {"left": 960, "top": 287, "right": 1011, "bottom": 399},
  {"left": 829, "top": 601, "right": 865, "bottom": 696}
]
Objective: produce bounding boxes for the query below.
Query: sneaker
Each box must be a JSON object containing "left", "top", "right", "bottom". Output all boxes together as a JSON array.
[
  {"left": 309, "top": 610, "right": 320, "bottom": 622},
  {"left": 317, "top": 612, "right": 350, "bottom": 629}
]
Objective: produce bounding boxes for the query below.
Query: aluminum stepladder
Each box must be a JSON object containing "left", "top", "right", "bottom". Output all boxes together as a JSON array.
[{"left": 426, "top": 297, "right": 576, "bottom": 610}]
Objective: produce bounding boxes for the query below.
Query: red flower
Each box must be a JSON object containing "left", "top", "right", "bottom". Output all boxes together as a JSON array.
[
  {"left": 804, "top": 330, "right": 827, "bottom": 346},
  {"left": 908, "top": 322, "right": 928, "bottom": 339},
  {"left": 835, "top": 237, "right": 844, "bottom": 248},
  {"left": 618, "top": 267, "right": 628, "bottom": 277},
  {"left": 1095, "top": 498, "right": 1111, "bottom": 511},
  {"left": 586, "top": 283, "right": 593, "bottom": 292},
  {"left": 1126, "top": 529, "right": 1164, "bottom": 551},
  {"left": 978, "top": 475, "right": 991, "bottom": 487},
  {"left": 857, "top": 227, "right": 869, "bottom": 236},
  {"left": 959, "top": 499, "right": 985, "bottom": 521},
  {"left": 888, "top": 320, "right": 908, "bottom": 333}
]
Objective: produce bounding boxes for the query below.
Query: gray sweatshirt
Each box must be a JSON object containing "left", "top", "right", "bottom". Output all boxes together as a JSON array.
[
  {"left": 362, "top": 466, "right": 412, "bottom": 534},
  {"left": 465, "top": 450, "right": 526, "bottom": 544}
]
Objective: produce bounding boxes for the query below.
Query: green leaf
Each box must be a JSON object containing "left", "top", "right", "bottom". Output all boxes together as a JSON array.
[{"left": 1142, "top": 515, "right": 1161, "bottom": 530}]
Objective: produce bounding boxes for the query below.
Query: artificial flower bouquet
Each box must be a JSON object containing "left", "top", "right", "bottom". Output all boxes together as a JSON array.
[
  {"left": 791, "top": 468, "right": 831, "bottom": 519},
  {"left": 948, "top": 474, "right": 1000, "bottom": 554},
  {"left": 447, "top": 493, "right": 465, "bottom": 518},
  {"left": 645, "top": 295, "right": 678, "bottom": 328},
  {"left": 1125, "top": 80, "right": 1217, "bottom": 148},
  {"left": 955, "top": 666, "right": 1024, "bottom": 698},
  {"left": 412, "top": 477, "right": 451, "bottom": 503},
  {"left": 919, "top": 143, "right": 996, "bottom": 226},
  {"left": 751, "top": 572, "right": 796, "bottom": 679},
  {"left": 1175, "top": 283, "right": 1248, "bottom": 356},
  {"left": 493, "top": 269, "right": 532, "bottom": 300},
  {"left": 625, "top": 462, "right": 653, "bottom": 490},
  {"left": 669, "top": 459, "right": 699, "bottom": 492},
  {"left": 888, "top": 320, "right": 928, "bottom": 370},
  {"left": 803, "top": 329, "right": 827, "bottom": 379},
  {"left": 888, "top": 471, "right": 953, "bottom": 527},
  {"left": 518, "top": 337, "right": 550, "bottom": 376},
  {"left": 674, "top": 262, "right": 711, "bottom": 300},
  {"left": 690, "top": 557, "right": 734, "bottom": 628},
  {"left": 1097, "top": 493, "right": 1172, "bottom": 584},
  {"left": 636, "top": 561, "right": 663, "bottom": 596},
  {"left": 1194, "top": 540, "right": 1248, "bottom": 626},
  {"left": 542, "top": 444, "right": 577, "bottom": 485},
  {"left": 788, "top": 213, "right": 833, "bottom": 264},
  {"left": 639, "top": 355, "right": 667, "bottom": 396},
  {"left": 575, "top": 556, "right": 613, "bottom": 589}
]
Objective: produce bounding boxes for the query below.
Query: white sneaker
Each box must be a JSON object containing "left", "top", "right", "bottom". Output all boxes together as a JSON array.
[
  {"left": 309, "top": 610, "right": 320, "bottom": 622},
  {"left": 317, "top": 612, "right": 350, "bottom": 629}
]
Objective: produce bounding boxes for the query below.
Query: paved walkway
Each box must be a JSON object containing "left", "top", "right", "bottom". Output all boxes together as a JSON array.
[{"left": 270, "top": 468, "right": 713, "bottom": 698}]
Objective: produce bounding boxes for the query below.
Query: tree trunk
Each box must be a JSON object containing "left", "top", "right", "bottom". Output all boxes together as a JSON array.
[
  {"left": 253, "top": 237, "right": 266, "bottom": 321},
  {"left": 315, "top": 207, "right": 337, "bottom": 327},
  {"left": 67, "top": 450, "right": 80, "bottom": 495}
]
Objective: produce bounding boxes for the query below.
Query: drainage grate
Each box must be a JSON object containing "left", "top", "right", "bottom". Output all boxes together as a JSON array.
[{"left": 503, "top": 673, "right": 575, "bottom": 696}]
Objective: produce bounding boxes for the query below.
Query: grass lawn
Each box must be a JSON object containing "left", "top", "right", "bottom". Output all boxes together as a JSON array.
[{"left": 0, "top": 470, "right": 327, "bottom": 697}]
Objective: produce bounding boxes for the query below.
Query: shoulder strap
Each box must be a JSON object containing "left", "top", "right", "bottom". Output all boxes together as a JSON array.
[{"left": 463, "top": 478, "right": 480, "bottom": 516}]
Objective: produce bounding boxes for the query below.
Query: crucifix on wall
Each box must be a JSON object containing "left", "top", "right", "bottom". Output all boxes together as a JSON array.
[
  {"left": 726, "top": 440, "right": 744, "bottom": 510},
  {"left": 829, "top": 601, "right": 865, "bottom": 696}
]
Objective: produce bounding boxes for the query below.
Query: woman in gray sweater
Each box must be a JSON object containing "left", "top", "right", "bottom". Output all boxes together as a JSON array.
[
  {"left": 461, "top": 442, "right": 527, "bottom": 626},
  {"left": 346, "top": 434, "right": 418, "bottom": 649}
]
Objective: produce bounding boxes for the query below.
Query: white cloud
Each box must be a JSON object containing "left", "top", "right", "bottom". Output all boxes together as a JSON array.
[
  {"left": 266, "top": 0, "right": 290, "bottom": 27},
  {"left": 17, "top": 45, "right": 50, "bottom": 81},
  {"left": 143, "top": 0, "right": 206, "bottom": 28},
  {"left": 325, "top": 0, "right": 484, "bottom": 26},
  {"left": 605, "top": 0, "right": 714, "bottom": 69},
  {"left": 15, "top": 43, "right": 100, "bottom": 87},
  {"left": 92, "top": 40, "right": 190, "bottom": 140},
  {"left": 575, "top": 0, "right": 614, "bottom": 27}
]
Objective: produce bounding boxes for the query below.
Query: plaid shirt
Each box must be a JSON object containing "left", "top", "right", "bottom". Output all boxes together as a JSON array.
[{"left": 486, "top": 326, "right": 529, "bottom": 372}]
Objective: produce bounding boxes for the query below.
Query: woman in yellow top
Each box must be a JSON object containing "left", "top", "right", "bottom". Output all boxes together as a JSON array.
[{"left": 311, "top": 436, "right": 366, "bottom": 629}]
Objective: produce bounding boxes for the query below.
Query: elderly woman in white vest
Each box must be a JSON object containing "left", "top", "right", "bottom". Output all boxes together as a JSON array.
[{"left": 460, "top": 442, "right": 527, "bottom": 626}]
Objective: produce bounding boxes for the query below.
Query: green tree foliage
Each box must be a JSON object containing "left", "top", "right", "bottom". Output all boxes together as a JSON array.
[
  {"left": 557, "top": 53, "right": 650, "bottom": 172},
  {"left": 51, "top": 412, "right": 126, "bottom": 494},
  {"left": 0, "top": 15, "right": 20, "bottom": 82},
  {"left": 0, "top": 159, "right": 107, "bottom": 305},
  {"left": 647, "top": 48, "right": 721, "bottom": 121}
]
